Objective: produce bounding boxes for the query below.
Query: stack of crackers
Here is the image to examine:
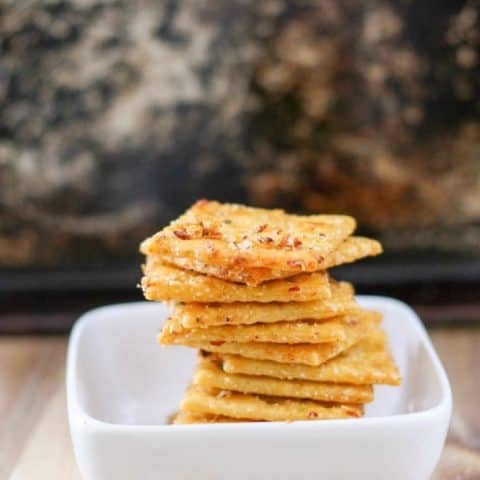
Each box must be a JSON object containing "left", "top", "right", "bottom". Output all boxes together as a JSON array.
[{"left": 140, "top": 200, "right": 400, "bottom": 424}]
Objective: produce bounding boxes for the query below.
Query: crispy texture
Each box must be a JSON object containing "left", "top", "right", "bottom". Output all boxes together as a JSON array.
[
  {"left": 173, "top": 411, "right": 250, "bottom": 424},
  {"left": 220, "top": 329, "right": 401, "bottom": 385},
  {"left": 140, "top": 200, "right": 356, "bottom": 275},
  {"left": 166, "top": 281, "right": 356, "bottom": 330},
  {"left": 194, "top": 356, "right": 374, "bottom": 404},
  {"left": 181, "top": 385, "right": 363, "bottom": 421},
  {"left": 156, "top": 236, "right": 382, "bottom": 285},
  {"left": 141, "top": 263, "right": 331, "bottom": 303},
  {"left": 160, "top": 313, "right": 363, "bottom": 345},
  {"left": 165, "top": 311, "right": 380, "bottom": 366},
  {"left": 319, "top": 236, "right": 382, "bottom": 271}
]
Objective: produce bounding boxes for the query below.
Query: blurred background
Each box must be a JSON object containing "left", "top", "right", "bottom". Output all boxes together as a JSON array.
[{"left": 1, "top": 0, "right": 479, "bottom": 331}]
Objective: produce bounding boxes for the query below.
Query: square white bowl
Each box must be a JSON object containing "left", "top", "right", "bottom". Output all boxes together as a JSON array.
[{"left": 67, "top": 296, "right": 451, "bottom": 480}]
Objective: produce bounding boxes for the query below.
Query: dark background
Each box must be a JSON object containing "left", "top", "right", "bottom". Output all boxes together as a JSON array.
[{"left": 1, "top": 0, "right": 479, "bottom": 331}]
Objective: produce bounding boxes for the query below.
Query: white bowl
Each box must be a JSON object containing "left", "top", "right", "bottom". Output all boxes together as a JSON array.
[{"left": 67, "top": 297, "right": 451, "bottom": 480}]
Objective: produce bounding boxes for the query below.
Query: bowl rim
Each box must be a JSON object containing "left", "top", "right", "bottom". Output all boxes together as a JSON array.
[{"left": 66, "top": 296, "right": 452, "bottom": 433}]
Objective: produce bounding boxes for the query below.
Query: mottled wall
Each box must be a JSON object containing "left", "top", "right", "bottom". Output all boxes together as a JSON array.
[
  {"left": 244, "top": 0, "right": 480, "bottom": 252},
  {"left": 0, "top": 0, "right": 479, "bottom": 267}
]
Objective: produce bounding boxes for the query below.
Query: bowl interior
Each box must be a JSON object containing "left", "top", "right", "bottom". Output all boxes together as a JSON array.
[{"left": 71, "top": 297, "right": 445, "bottom": 425}]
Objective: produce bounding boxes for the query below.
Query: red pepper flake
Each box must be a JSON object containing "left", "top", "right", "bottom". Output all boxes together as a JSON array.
[
  {"left": 258, "top": 236, "right": 274, "bottom": 244},
  {"left": 346, "top": 317, "right": 359, "bottom": 326},
  {"left": 307, "top": 411, "right": 318, "bottom": 419},
  {"left": 196, "top": 199, "right": 209, "bottom": 207},
  {"left": 347, "top": 410, "right": 361, "bottom": 418},
  {"left": 287, "top": 260, "right": 302, "bottom": 268},
  {"left": 278, "top": 236, "right": 290, "bottom": 248},
  {"left": 288, "top": 285, "right": 300, "bottom": 292},
  {"left": 201, "top": 227, "right": 221, "bottom": 239},
  {"left": 210, "top": 341, "right": 225, "bottom": 346},
  {"left": 173, "top": 228, "right": 191, "bottom": 240},
  {"left": 279, "top": 236, "right": 303, "bottom": 249},
  {"left": 256, "top": 224, "right": 267, "bottom": 233},
  {"left": 232, "top": 256, "right": 244, "bottom": 266}
]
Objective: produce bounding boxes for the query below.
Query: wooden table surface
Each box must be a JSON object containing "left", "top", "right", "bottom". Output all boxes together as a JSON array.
[{"left": 2, "top": 328, "right": 480, "bottom": 480}]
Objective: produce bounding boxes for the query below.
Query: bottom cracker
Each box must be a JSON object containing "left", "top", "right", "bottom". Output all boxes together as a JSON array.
[
  {"left": 181, "top": 385, "right": 363, "bottom": 422},
  {"left": 173, "top": 411, "right": 251, "bottom": 424}
]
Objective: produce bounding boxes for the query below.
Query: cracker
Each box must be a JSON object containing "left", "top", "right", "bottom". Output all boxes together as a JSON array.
[
  {"left": 141, "top": 263, "right": 331, "bottom": 303},
  {"left": 140, "top": 200, "right": 356, "bottom": 275},
  {"left": 194, "top": 356, "right": 374, "bottom": 404},
  {"left": 158, "top": 236, "right": 382, "bottom": 285},
  {"left": 181, "top": 385, "right": 363, "bottom": 421},
  {"left": 220, "top": 329, "right": 401, "bottom": 385},
  {"left": 165, "top": 311, "right": 380, "bottom": 366},
  {"left": 160, "top": 313, "right": 363, "bottom": 345},
  {"left": 166, "top": 281, "right": 356, "bottom": 330},
  {"left": 172, "top": 411, "right": 248, "bottom": 424},
  {"left": 320, "top": 236, "right": 382, "bottom": 271}
]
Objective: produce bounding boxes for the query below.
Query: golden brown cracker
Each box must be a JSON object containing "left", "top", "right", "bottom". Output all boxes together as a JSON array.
[
  {"left": 160, "top": 313, "right": 364, "bottom": 345},
  {"left": 321, "top": 236, "right": 382, "bottom": 271},
  {"left": 167, "top": 281, "right": 356, "bottom": 330},
  {"left": 159, "top": 236, "right": 382, "bottom": 285},
  {"left": 142, "top": 263, "right": 331, "bottom": 303},
  {"left": 194, "top": 356, "right": 374, "bottom": 404},
  {"left": 220, "top": 329, "right": 401, "bottom": 385},
  {"left": 172, "top": 411, "right": 249, "bottom": 424},
  {"left": 181, "top": 385, "right": 363, "bottom": 421},
  {"left": 140, "top": 200, "right": 356, "bottom": 275},
  {"left": 167, "top": 311, "right": 379, "bottom": 366}
]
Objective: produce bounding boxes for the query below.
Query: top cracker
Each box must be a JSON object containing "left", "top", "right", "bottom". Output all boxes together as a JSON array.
[{"left": 140, "top": 200, "right": 356, "bottom": 273}]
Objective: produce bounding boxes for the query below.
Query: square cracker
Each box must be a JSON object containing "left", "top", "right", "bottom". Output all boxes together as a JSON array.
[
  {"left": 140, "top": 200, "right": 356, "bottom": 275},
  {"left": 194, "top": 356, "right": 374, "bottom": 404},
  {"left": 166, "top": 281, "right": 356, "bottom": 330},
  {"left": 181, "top": 385, "right": 363, "bottom": 421},
  {"left": 154, "top": 236, "right": 382, "bottom": 286},
  {"left": 172, "top": 411, "right": 248, "bottom": 424},
  {"left": 166, "top": 310, "right": 380, "bottom": 366},
  {"left": 159, "top": 313, "right": 363, "bottom": 345},
  {"left": 141, "top": 263, "right": 331, "bottom": 303},
  {"left": 220, "top": 329, "right": 401, "bottom": 385}
]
